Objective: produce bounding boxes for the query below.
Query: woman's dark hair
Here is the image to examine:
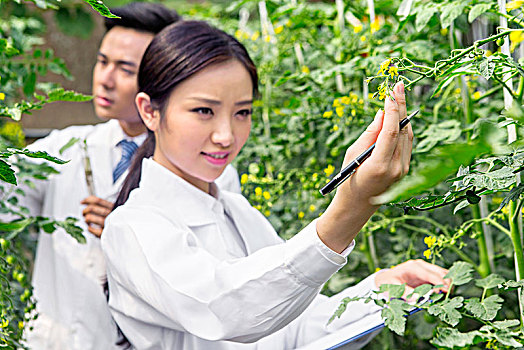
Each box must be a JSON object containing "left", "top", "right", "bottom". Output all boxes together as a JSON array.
[
  {"left": 113, "top": 20, "right": 259, "bottom": 210},
  {"left": 104, "top": 3, "right": 181, "bottom": 34}
]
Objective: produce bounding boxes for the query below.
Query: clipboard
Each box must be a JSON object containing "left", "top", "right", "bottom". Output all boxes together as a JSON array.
[{"left": 296, "top": 306, "right": 423, "bottom": 350}]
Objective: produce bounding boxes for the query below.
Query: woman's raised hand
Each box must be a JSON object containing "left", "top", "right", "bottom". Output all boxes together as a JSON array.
[{"left": 317, "top": 82, "right": 413, "bottom": 253}]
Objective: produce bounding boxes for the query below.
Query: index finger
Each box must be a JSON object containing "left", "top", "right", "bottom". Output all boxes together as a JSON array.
[
  {"left": 80, "top": 196, "right": 114, "bottom": 209},
  {"left": 372, "top": 95, "right": 401, "bottom": 160}
]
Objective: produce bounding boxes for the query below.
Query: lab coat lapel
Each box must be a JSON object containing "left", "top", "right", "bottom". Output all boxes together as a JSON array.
[{"left": 85, "top": 121, "right": 121, "bottom": 202}]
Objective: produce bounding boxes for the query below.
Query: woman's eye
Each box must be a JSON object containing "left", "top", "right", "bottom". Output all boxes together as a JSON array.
[
  {"left": 192, "top": 107, "right": 214, "bottom": 116},
  {"left": 237, "top": 109, "right": 252, "bottom": 118}
]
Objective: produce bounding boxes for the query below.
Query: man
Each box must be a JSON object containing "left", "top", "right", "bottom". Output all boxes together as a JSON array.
[{"left": 20, "top": 3, "right": 240, "bottom": 349}]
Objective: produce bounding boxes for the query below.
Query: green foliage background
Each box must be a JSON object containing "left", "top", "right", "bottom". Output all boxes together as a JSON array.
[{"left": 0, "top": 0, "right": 523, "bottom": 348}]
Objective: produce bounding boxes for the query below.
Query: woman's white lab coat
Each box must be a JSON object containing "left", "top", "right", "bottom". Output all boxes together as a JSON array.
[{"left": 102, "top": 158, "right": 381, "bottom": 350}]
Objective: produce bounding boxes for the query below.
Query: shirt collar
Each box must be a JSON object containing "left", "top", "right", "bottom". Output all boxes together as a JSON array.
[{"left": 138, "top": 158, "right": 222, "bottom": 226}]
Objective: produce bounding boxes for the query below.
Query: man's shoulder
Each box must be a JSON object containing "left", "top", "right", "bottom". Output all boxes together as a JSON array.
[{"left": 27, "top": 121, "right": 113, "bottom": 153}]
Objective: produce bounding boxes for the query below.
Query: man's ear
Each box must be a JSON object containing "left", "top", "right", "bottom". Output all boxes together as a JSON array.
[{"left": 136, "top": 92, "right": 160, "bottom": 132}]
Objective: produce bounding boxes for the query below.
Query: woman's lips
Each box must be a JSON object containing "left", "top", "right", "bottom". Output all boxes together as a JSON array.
[{"left": 201, "top": 151, "right": 229, "bottom": 165}]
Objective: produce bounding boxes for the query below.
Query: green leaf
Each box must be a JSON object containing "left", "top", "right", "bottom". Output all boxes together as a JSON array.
[
  {"left": 445, "top": 261, "right": 474, "bottom": 286},
  {"left": 492, "top": 319, "right": 521, "bottom": 329},
  {"left": 54, "top": 7, "right": 95, "bottom": 39},
  {"left": 23, "top": 72, "right": 37, "bottom": 97},
  {"left": 12, "top": 149, "right": 68, "bottom": 165},
  {"left": 82, "top": 0, "right": 119, "bottom": 18},
  {"left": 499, "top": 279, "right": 524, "bottom": 291},
  {"left": 428, "top": 297, "right": 464, "bottom": 326},
  {"left": 377, "top": 283, "right": 406, "bottom": 299},
  {"left": 431, "top": 327, "right": 482, "bottom": 348},
  {"left": 415, "top": 5, "right": 438, "bottom": 32},
  {"left": 59, "top": 137, "right": 81, "bottom": 155},
  {"left": 374, "top": 141, "right": 491, "bottom": 204},
  {"left": 55, "top": 217, "right": 86, "bottom": 244},
  {"left": 494, "top": 331, "right": 523, "bottom": 347},
  {"left": 453, "top": 199, "right": 470, "bottom": 214},
  {"left": 47, "top": 88, "right": 92, "bottom": 103},
  {"left": 474, "top": 56, "right": 495, "bottom": 80},
  {"left": 439, "top": 0, "right": 469, "bottom": 29},
  {"left": 0, "top": 159, "right": 17, "bottom": 185},
  {"left": 475, "top": 274, "right": 505, "bottom": 290},
  {"left": 381, "top": 298, "right": 412, "bottom": 335},
  {"left": 468, "top": 4, "right": 492, "bottom": 23},
  {"left": 0, "top": 218, "right": 34, "bottom": 234},
  {"left": 328, "top": 295, "right": 365, "bottom": 325},
  {"left": 464, "top": 295, "right": 503, "bottom": 321},
  {"left": 498, "top": 184, "right": 524, "bottom": 210},
  {"left": 414, "top": 120, "right": 462, "bottom": 153}
]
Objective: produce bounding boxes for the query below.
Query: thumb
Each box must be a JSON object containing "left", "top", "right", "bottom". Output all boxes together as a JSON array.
[{"left": 342, "top": 109, "right": 384, "bottom": 166}]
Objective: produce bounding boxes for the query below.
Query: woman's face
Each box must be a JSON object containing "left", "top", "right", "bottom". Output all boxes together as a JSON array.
[{"left": 152, "top": 59, "right": 253, "bottom": 193}]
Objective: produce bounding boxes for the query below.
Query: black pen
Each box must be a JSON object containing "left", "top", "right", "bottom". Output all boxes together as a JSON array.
[{"left": 320, "top": 110, "right": 419, "bottom": 196}]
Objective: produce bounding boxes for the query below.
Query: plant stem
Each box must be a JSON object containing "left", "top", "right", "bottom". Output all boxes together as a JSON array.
[
  {"left": 508, "top": 198, "right": 524, "bottom": 328},
  {"left": 471, "top": 204, "right": 491, "bottom": 278}
]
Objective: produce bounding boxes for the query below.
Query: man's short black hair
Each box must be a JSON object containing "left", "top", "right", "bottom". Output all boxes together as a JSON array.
[{"left": 104, "top": 2, "right": 181, "bottom": 34}]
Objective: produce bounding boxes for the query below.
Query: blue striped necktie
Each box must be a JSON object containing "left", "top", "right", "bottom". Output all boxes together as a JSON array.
[{"left": 113, "top": 139, "right": 138, "bottom": 183}]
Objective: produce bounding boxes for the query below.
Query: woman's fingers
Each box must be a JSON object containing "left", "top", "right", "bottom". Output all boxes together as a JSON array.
[
  {"left": 372, "top": 95, "right": 401, "bottom": 161},
  {"left": 341, "top": 109, "right": 384, "bottom": 167}
]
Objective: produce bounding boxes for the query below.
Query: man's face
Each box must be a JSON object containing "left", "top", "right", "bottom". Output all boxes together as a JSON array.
[{"left": 92, "top": 26, "right": 154, "bottom": 123}]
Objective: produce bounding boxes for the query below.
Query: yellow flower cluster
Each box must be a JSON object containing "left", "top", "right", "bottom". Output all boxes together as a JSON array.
[
  {"left": 378, "top": 58, "right": 391, "bottom": 75},
  {"left": 0, "top": 92, "right": 5, "bottom": 101},
  {"left": 424, "top": 236, "right": 437, "bottom": 248},
  {"left": 507, "top": 0, "right": 524, "bottom": 11},
  {"left": 509, "top": 30, "right": 524, "bottom": 52},
  {"left": 324, "top": 164, "right": 335, "bottom": 177},
  {"left": 423, "top": 249, "right": 432, "bottom": 259},
  {"left": 370, "top": 18, "right": 380, "bottom": 34}
]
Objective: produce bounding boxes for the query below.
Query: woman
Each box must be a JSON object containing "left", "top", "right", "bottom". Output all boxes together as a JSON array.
[{"left": 101, "top": 20, "right": 448, "bottom": 349}]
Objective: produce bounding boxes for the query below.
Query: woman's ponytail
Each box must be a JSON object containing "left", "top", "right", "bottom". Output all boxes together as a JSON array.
[{"left": 112, "top": 130, "right": 155, "bottom": 211}]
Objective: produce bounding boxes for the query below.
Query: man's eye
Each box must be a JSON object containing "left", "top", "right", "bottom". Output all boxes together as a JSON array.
[{"left": 121, "top": 68, "right": 136, "bottom": 75}]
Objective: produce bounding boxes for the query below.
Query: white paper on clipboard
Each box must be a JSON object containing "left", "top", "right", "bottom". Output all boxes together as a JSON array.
[{"left": 296, "top": 304, "right": 425, "bottom": 350}]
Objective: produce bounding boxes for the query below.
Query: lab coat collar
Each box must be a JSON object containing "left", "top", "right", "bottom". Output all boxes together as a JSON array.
[{"left": 139, "top": 158, "right": 222, "bottom": 227}]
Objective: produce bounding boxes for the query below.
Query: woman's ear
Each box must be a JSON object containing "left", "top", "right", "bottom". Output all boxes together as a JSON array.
[{"left": 136, "top": 92, "right": 160, "bottom": 132}]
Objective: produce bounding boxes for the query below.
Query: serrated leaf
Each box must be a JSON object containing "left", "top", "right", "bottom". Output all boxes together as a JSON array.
[
  {"left": 445, "top": 261, "right": 474, "bottom": 286},
  {"left": 499, "top": 279, "right": 524, "bottom": 291},
  {"left": 492, "top": 319, "right": 521, "bottom": 329},
  {"left": 12, "top": 149, "right": 67, "bottom": 165},
  {"left": 469, "top": 3, "right": 492, "bottom": 22},
  {"left": 464, "top": 295, "right": 503, "bottom": 320},
  {"left": 431, "top": 327, "right": 482, "bottom": 348},
  {"left": 377, "top": 283, "right": 407, "bottom": 299},
  {"left": 373, "top": 141, "right": 491, "bottom": 204},
  {"left": 494, "top": 331, "right": 523, "bottom": 347},
  {"left": 498, "top": 184, "right": 524, "bottom": 210},
  {"left": 47, "top": 88, "right": 92, "bottom": 103},
  {"left": 428, "top": 297, "right": 464, "bottom": 326},
  {"left": 0, "top": 159, "right": 17, "bottom": 185},
  {"left": 82, "top": 0, "right": 119, "bottom": 18},
  {"left": 415, "top": 120, "right": 462, "bottom": 153},
  {"left": 381, "top": 298, "right": 411, "bottom": 335},
  {"left": 415, "top": 5, "right": 438, "bottom": 32},
  {"left": 54, "top": 217, "right": 85, "bottom": 244},
  {"left": 397, "top": 0, "right": 414, "bottom": 18},
  {"left": 474, "top": 56, "right": 495, "bottom": 79},
  {"left": 411, "top": 284, "right": 433, "bottom": 299},
  {"left": 462, "top": 167, "right": 517, "bottom": 191},
  {"left": 440, "top": 0, "right": 469, "bottom": 29},
  {"left": 328, "top": 295, "right": 365, "bottom": 325},
  {"left": 476, "top": 274, "right": 505, "bottom": 290}
]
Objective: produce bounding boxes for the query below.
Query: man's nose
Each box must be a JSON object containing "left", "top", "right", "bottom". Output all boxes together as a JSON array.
[{"left": 98, "top": 65, "right": 116, "bottom": 90}]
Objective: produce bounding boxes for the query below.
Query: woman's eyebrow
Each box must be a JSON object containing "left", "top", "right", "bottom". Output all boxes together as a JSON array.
[{"left": 188, "top": 97, "right": 253, "bottom": 106}]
